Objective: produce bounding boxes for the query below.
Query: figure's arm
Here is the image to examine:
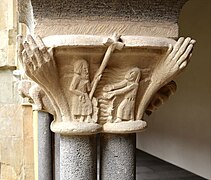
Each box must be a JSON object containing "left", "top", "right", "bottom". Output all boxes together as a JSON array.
[
  {"left": 69, "top": 75, "right": 83, "bottom": 96},
  {"left": 87, "top": 81, "right": 91, "bottom": 92},
  {"left": 103, "top": 80, "right": 127, "bottom": 91},
  {"left": 111, "top": 83, "right": 138, "bottom": 96}
]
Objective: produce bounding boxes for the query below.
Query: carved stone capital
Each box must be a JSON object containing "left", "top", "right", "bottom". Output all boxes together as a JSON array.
[{"left": 17, "top": 34, "right": 195, "bottom": 134}]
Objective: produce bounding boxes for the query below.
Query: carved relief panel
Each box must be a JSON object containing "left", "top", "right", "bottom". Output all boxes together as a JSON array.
[{"left": 17, "top": 34, "right": 195, "bottom": 135}]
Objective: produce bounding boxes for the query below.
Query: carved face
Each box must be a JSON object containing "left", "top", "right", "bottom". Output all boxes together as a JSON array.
[
  {"left": 125, "top": 67, "right": 141, "bottom": 82},
  {"left": 74, "top": 59, "right": 89, "bottom": 79},
  {"left": 81, "top": 63, "right": 89, "bottom": 79}
]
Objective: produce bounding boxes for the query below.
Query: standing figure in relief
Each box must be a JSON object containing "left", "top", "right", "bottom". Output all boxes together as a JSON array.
[
  {"left": 69, "top": 59, "right": 93, "bottom": 122},
  {"left": 103, "top": 67, "right": 141, "bottom": 123}
]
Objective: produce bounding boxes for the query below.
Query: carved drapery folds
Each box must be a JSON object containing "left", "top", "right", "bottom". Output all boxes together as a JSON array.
[{"left": 17, "top": 34, "right": 195, "bottom": 135}]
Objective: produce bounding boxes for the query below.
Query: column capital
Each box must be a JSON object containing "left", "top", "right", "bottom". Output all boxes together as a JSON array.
[{"left": 17, "top": 34, "right": 195, "bottom": 134}]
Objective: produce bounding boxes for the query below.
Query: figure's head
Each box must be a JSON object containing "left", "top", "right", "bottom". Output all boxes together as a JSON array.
[
  {"left": 125, "top": 67, "right": 141, "bottom": 82},
  {"left": 74, "top": 59, "right": 89, "bottom": 78},
  {"left": 17, "top": 80, "right": 31, "bottom": 98},
  {"left": 17, "top": 80, "right": 34, "bottom": 103}
]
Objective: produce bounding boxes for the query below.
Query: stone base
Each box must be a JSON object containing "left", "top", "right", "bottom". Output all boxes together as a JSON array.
[
  {"left": 50, "top": 120, "right": 102, "bottom": 135},
  {"left": 103, "top": 120, "right": 147, "bottom": 134}
]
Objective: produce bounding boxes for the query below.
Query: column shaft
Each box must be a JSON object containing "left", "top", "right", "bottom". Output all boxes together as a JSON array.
[
  {"left": 100, "top": 134, "right": 136, "bottom": 180},
  {"left": 60, "top": 135, "right": 97, "bottom": 180},
  {"left": 54, "top": 133, "right": 60, "bottom": 180},
  {"left": 38, "top": 111, "right": 53, "bottom": 180}
]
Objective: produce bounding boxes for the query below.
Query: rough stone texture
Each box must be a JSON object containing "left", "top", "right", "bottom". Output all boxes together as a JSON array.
[
  {"left": 38, "top": 111, "right": 53, "bottom": 180},
  {"left": 54, "top": 133, "right": 60, "bottom": 180},
  {"left": 100, "top": 134, "right": 136, "bottom": 180},
  {"left": 0, "top": 0, "right": 17, "bottom": 68},
  {"left": 0, "top": 5, "right": 34, "bottom": 176},
  {"left": 18, "top": 0, "right": 34, "bottom": 31},
  {"left": 0, "top": 105, "right": 34, "bottom": 180},
  {"left": 0, "top": 70, "right": 20, "bottom": 104},
  {"left": 31, "top": 0, "right": 186, "bottom": 21},
  {"left": 20, "top": 0, "right": 188, "bottom": 37},
  {"left": 60, "top": 135, "right": 97, "bottom": 180}
]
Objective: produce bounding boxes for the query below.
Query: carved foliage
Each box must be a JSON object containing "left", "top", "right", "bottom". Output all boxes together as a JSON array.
[
  {"left": 18, "top": 35, "right": 69, "bottom": 122},
  {"left": 136, "top": 37, "right": 195, "bottom": 119},
  {"left": 17, "top": 34, "right": 195, "bottom": 134}
]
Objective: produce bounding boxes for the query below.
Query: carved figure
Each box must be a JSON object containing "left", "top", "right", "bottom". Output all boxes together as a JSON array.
[
  {"left": 18, "top": 80, "right": 38, "bottom": 104},
  {"left": 89, "top": 33, "right": 124, "bottom": 99},
  {"left": 69, "top": 59, "right": 93, "bottom": 123},
  {"left": 17, "top": 80, "right": 55, "bottom": 115},
  {"left": 103, "top": 67, "right": 141, "bottom": 123}
]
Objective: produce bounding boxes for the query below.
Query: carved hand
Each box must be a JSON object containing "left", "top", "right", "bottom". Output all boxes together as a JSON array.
[
  {"left": 104, "top": 92, "right": 115, "bottom": 99},
  {"left": 17, "top": 35, "right": 59, "bottom": 86},
  {"left": 151, "top": 37, "right": 195, "bottom": 85},
  {"left": 103, "top": 84, "right": 113, "bottom": 92},
  {"left": 79, "top": 94, "right": 86, "bottom": 103},
  {"left": 136, "top": 37, "right": 195, "bottom": 120},
  {"left": 17, "top": 34, "right": 70, "bottom": 122}
]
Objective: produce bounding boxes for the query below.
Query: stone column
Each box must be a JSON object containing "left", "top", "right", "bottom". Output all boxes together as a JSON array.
[
  {"left": 38, "top": 111, "right": 53, "bottom": 180},
  {"left": 50, "top": 121, "right": 101, "bottom": 180},
  {"left": 54, "top": 133, "right": 60, "bottom": 180},
  {"left": 100, "top": 134, "right": 136, "bottom": 180},
  {"left": 17, "top": 1, "right": 195, "bottom": 180},
  {"left": 60, "top": 135, "right": 97, "bottom": 180}
]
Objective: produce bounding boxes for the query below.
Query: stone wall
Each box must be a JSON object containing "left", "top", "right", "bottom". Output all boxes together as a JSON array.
[
  {"left": 0, "top": 105, "right": 34, "bottom": 180},
  {"left": 0, "top": 0, "right": 34, "bottom": 179}
]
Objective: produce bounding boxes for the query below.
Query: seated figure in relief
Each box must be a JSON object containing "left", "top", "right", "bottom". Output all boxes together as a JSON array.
[
  {"left": 69, "top": 59, "right": 93, "bottom": 123},
  {"left": 103, "top": 67, "right": 141, "bottom": 123}
]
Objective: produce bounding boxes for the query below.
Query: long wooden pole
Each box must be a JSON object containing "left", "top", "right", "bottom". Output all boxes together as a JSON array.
[{"left": 89, "top": 41, "right": 124, "bottom": 99}]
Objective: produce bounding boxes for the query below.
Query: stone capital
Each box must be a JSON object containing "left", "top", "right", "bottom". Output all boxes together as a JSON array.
[
  {"left": 17, "top": 34, "right": 195, "bottom": 135},
  {"left": 17, "top": 0, "right": 195, "bottom": 135}
]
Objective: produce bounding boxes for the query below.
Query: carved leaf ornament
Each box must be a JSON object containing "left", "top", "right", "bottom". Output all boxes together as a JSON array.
[{"left": 17, "top": 34, "right": 195, "bottom": 134}]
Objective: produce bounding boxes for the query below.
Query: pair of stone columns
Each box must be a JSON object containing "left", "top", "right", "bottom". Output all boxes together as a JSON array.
[
  {"left": 36, "top": 111, "right": 136, "bottom": 180},
  {"left": 61, "top": 133, "right": 136, "bottom": 180}
]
